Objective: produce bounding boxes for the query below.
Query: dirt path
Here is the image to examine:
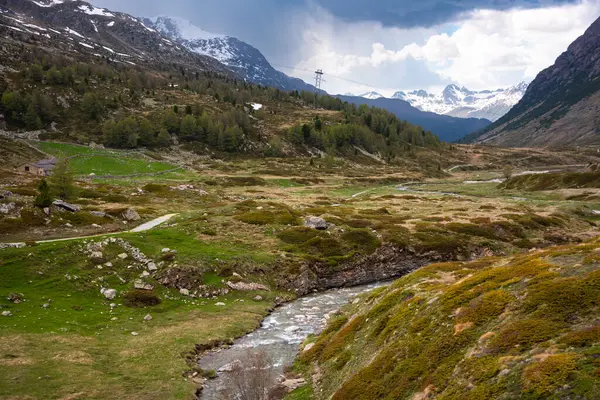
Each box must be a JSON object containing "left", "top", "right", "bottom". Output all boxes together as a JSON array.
[{"left": 1, "top": 214, "right": 178, "bottom": 248}]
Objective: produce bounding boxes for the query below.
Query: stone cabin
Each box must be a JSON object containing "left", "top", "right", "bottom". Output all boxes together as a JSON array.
[{"left": 21, "top": 159, "right": 56, "bottom": 176}]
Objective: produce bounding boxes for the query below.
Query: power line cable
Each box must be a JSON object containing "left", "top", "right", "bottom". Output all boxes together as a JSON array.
[{"left": 271, "top": 63, "right": 384, "bottom": 91}]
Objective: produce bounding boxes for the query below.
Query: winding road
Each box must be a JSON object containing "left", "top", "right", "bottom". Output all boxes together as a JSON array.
[{"left": 1, "top": 213, "right": 178, "bottom": 247}]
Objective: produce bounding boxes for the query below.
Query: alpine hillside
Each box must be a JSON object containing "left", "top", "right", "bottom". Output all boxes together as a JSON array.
[
  {"left": 0, "top": 0, "right": 231, "bottom": 75},
  {"left": 464, "top": 15, "right": 600, "bottom": 147},
  {"left": 337, "top": 94, "right": 491, "bottom": 142},
  {"left": 143, "top": 16, "right": 320, "bottom": 93}
]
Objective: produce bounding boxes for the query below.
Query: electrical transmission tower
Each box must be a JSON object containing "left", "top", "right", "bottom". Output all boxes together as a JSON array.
[{"left": 314, "top": 69, "right": 324, "bottom": 108}]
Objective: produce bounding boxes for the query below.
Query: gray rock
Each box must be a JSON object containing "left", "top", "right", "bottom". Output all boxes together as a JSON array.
[
  {"left": 101, "top": 288, "right": 117, "bottom": 300},
  {"left": 303, "top": 343, "right": 315, "bottom": 352},
  {"left": 53, "top": 200, "right": 81, "bottom": 212},
  {"left": 90, "top": 251, "right": 104, "bottom": 261},
  {"left": 134, "top": 280, "right": 154, "bottom": 291},
  {"left": 304, "top": 216, "right": 328, "bottom": 230},
  {"left": 215, "top": 302, "right": 226, "bottom": 306},
  {"left": 218, "top": 360, "right": 242, "bottom": 372},
  {"left": 0, "top": 202, "right": 16, "bottom": 214},
  {"left": 253, "top": 295, "right": 263, "bottom": 301},
  {"left": 179, "top": 288, "right": 190, "bottom": 296},
  {"left": 43, "top": 207, "right": 51, "bottom": 215},
  {"left": 122, "top": 208, "right": 140, "bottom": 221},
  {"left": 147, "top": 262, "right": 157, "bottom": 271},
  {"left": 226, "top": 281, "right": 269, "bottom": 291},
  {"left": 1, "top": 311, "right": 12, "bottom": 317},
  {"left": 91, "top": 211, "right": 106, "bottom": 218},
  {"left": 144, "top": 314, "right": 152, "bottom": 321},
  {"left": 118, "top": 253, "right": 128, "bottom": 260},
  {"left": 161, "top": 248, "right": 171, "bottom": 253}
]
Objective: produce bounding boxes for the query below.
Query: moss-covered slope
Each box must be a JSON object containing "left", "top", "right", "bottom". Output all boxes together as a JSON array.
[{"left": 299, "top": 239, "right": 600, "bottom": 399}]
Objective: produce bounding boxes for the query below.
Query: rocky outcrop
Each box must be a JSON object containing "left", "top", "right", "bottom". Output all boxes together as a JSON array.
[
  {"left": 122, "top": 208, "right": 140, "bottom": 221},
  {"left": 53, "top": 200, "right": 81, "bottom": 212},
  {"left": 468, "top": 16, "right": 600, "bottom": 146},
  {"left": 304, "top": 216, "right": 328, "bottom": 230}
]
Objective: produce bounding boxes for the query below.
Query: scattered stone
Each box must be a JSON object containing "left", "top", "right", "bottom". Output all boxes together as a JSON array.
[
  {"left": 101, "top": 288, "right": 117, "bottom": 300},
  {"left": 144, "top": 314, "right": 152, "bottom": 322},
  {"left": 192, "top": 376, "right": 205, "bottom": 385},
  {"left": 43, "top": 207, "right": 50, "bottom": 215},
  {"left": 303, "top": 343, "right": 315, "bottom": 352},
  {"left": 218, "top": 360, "right": 242, "bottom": 372},
  {"left": 304, "top": 216, "right": 328, "bottom": 230},
  {"left": 91, "top": 211, "right": 106, "bottom": 218},
  {"left": 109, "top": 303, "right": 117, "bottom": 308},
  {"left": 147, "top": 262, "right": 157, "bottom": 271},
  {"left": 140, "top": 271, "right": 150, "bottom": 278},
  {"left": 253, "top": 295, "right": 263, "bottom": 301},
  {"left": 104, "top": 262, "right": 113, "bottom": 268},
  {"left": 498, "top": 369, "right": 510, "bottom": 377},
  {"left": 42, "top": 303, "right": 50, "bottom": 309},
  {"left": 122, "top": 208, "right": 140, "bottom": 221},
  {"left": 131, "top": 332, "right": 139, "bottom": 336},
  {"left": 7, "top": 293, "right": 23, "bottom": 304},
  {"left": 281, "top": 378, "right": 306, "bottom": 391},
  {"left": 91, "top": 223, "right": 101, "bottom": 228},
  {"left": 134, "top": 280, "right": 154, "bottom": 291},
  {"left": 65, "top": 223, "right": 73, "bottom": 228},
  {"left": 90, "top": 251, "right": 104, "bottom": 262},
  {"left": 215, "top": 302, "right": 226, "bottom": 306},
  {"left": 118, "top": 253, "right": 128, "bottom": 260},
  {"left": 161, "top": 248, "right": 171, "bottom": 254},
  {"left": 110, "top": 317, "right": 118, "bottom": 321},
  {"left": 53, "top": 200, "right": 81, "bottom": 212},
  {"left": 1, "top": 311, "right": 12, "bottom": 317},
  {"left": 179, "top": 288, "right": 190, "bottom": 296},
  {"left": 0, "top": 202, "right": 16, "bottom": 214},
  {"left": 226, "top": 281, "right": 269, "bottom": 291}
]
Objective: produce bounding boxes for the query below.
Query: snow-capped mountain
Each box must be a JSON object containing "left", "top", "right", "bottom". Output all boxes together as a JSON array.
[
  {"left": 391, "top": 83, "right": 528, "bottom": 122},
  {"left": 144, "top": 16, "right": 319, "bottom": 93},
  {"left": 358, "top": 91, "right": 383, "bottom": 100}
]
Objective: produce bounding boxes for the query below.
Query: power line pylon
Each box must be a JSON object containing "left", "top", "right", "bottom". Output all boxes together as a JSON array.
[{"left": 314, "top": 69, "right": 324, "bottom": 108}]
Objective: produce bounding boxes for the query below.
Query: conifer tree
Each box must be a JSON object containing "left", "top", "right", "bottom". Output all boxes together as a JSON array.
[{"left": 34, "top": 179, "right": 53, "bottom": 208}]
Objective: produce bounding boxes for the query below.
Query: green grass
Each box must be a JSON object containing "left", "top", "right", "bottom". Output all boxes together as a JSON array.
[{"left": 33, "top": 141, "right": 177, "bottom": 177}]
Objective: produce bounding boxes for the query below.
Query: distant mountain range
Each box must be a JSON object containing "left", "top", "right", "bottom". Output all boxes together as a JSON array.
[
  {"left": 143, "top": 16, "right": 319, "bottom": 93},
  {"left": 336, "top": 94, "right": 491, "bottom": 143},
  {"left": 463, "top": 15, "right": 600, "bottom": 147},
  {"left": 350, "top": 83, "right": 528, "bottom": 122}
]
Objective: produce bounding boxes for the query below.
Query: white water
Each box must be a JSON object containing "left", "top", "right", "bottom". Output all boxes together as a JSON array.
[{"left": 198, "top": 282, "right": 388, "bottom": 398}]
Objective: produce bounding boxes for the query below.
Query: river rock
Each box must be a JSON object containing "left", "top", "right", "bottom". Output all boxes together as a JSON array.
[
  {"left": 304, "top": 216, "right": 328, "bottom": 230},
  {"left": 218, "top": 360, "right": 242, "bottom": 372},
  {"left": 122, "top": 208, "right": 140, "bottom": 221},
  {"left": 53, "top": 200, "right": 81, "bottom": 212},
  {"left": 303, "top": 343, "right": 315, "bottom": 352},
  {"left": 226, "top": 281, "right": 269, "bottom": 291}
]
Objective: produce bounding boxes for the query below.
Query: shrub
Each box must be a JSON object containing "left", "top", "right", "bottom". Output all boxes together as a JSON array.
[
  {"left": 277, "top": 227, "right": 319, "bottom": 244},
  {"left": 524, "top": 277, "right": 596, "bottom": 321},
  {"left": 143, "top": 183, "right": 169, "bottom": 193},
  {"left": 488, "top": 319, "right": 562, "bottom": 354},
  {"left": 522, "top": 354, "right": 577, "bottom": 396},
  {"left": 458, "top": 290, "right": 513, "bottom": 325},
  {"left": 235, "top": 210, "right": 299, "bottom": 226},
  {"left": 560, "top": 326, "right": 600, "bottom": 347},
  {"left": 341, "top": 229, "right": 381, "bottom": 254},
  {"left": 122, "top": 289, "right": 161, "bottom": 307},
  {"left": 302, "top": 237, "right": 345, "bottom": 257}
]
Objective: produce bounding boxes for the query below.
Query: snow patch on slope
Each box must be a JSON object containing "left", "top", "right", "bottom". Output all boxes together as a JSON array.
[{"left": 147, "top": 16, "right": 224, "bottom": 41}]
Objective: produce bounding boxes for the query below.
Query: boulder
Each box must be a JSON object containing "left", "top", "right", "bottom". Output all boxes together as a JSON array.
[
  {"left": 218, "top": 360, "right": 242, "bottom": 372},
  {"left": 101, "top": 288, "right": 117, "bottom": 300},
  {"left": 226, "top": 281, "right": 269, "bottom": 291},
  {"left": 215, "top": 302, "right": 226, "bottom": 306},
  {"left": 122, "top": 208, "right": 140, "bottom": 221},
  {"left": 179, "top": 288, "right": 190, "bottom": 296},
  {"left": 1, "top": 311, "right": 12, "bottom": 317},
  {"left": 53, "top": 200, "right": 81, "bottom": 212},
  {"left": 134, "top": 280, "right": 154, "bottom": 291},
  {"left": 90, "top": 251, "right": 104, "bottom": 262},
  {"left": 7, "top": 293, "right": 23, "bottom": 304},
  {"left": 118, "top": 253, "right": 128, "bottom": 260},
  {"left": 147, "top": 262, "right": 157, "bottom": 271},
  {"left": 91, "top": 211, "right": 106, "bottom": 218},
  {"left": 303, "top": 343, "right": 315, "bottom": 352},
  {"left": 281, "top": 378, "right": 306, "bottom": 391},
  {"left": 304, "top": 216, "right": 328, "bottom": 230}
]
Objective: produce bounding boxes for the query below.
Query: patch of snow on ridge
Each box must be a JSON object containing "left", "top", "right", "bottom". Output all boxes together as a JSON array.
[
  {"left": 78, "top": 5, "right": 114, "bottom": 17},
  {"left": 64, "top": 27, "right": 84, "bottom": 38},
  {"left": 148, "top": 16, "right": 225, "bottom": 41}
]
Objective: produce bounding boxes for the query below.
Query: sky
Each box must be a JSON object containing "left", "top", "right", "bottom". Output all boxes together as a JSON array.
[{"left": 90, "top": 0, "right": 600, "bottom": 96}]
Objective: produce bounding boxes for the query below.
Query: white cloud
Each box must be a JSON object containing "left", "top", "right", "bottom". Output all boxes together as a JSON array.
[{"left": 292, "top": 0, "right": 600, "bottom": 94}]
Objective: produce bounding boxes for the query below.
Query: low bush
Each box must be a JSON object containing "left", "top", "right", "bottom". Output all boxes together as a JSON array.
[
  {"left": 522, "top": 354, "right": 577, "bottom": 396},
  {"left": 488, "top": 319, "right": 562, "bottom": 354},
  {"left": 122, "top": 289, "right": 162, "bottom": 307},
  {"left": 277, "top": 227, "right": 319, "bottom": 244}
]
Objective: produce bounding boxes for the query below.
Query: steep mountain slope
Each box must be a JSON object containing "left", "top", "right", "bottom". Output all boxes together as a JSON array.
[
  {"left": 391, "top": 82, "right": 528, "bottom": 122},
  {"left": 337, "top": 94, "right": 491, "bottom": 142},
  {"left": 0, "top": 0, "right": 231, "bottom": 75},
  {"left": 465, "top": 16, "right": 600, "bottom": 147},
  {"left": 144, "top": 16, "right": 319, "bottom": 93}
]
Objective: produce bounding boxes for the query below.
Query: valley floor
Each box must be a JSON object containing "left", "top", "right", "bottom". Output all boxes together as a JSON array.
[{"left": 1, "top": 142, "right": 600, "bottom": 399}]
